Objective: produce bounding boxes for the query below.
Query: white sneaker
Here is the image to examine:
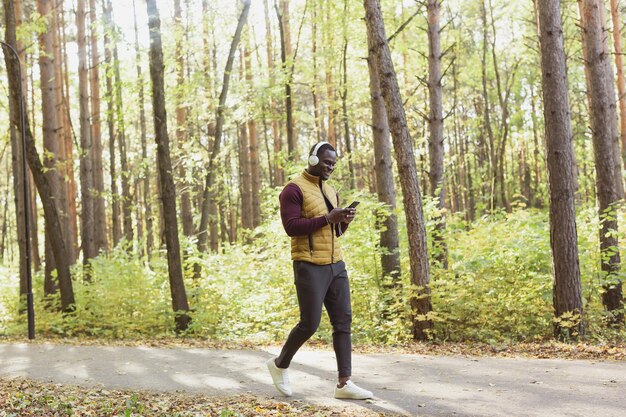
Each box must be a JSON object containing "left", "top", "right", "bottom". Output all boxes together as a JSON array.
[
  {"left": 266, "top": 358, "right": 292, "bottom": 396},
  {"left": 334, "top": 380, "right": 373, "bottom": 400}
]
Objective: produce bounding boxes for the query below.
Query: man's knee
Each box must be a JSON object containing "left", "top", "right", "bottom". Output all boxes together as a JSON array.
[
  {"left": 296, "top": 319, "right": 321, "bottom": 337},
  {"left": 331, "top": 310, "right": 352, "bottom": 333}
]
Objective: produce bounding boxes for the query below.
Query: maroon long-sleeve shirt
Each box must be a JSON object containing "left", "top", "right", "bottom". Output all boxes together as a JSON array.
[{"left": 279, "top": 182, "right": 348, "bottom": 237}]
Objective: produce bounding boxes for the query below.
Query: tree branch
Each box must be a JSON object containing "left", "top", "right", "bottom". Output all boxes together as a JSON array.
[
  {"left": 387, "top": 3, "right": 425, "bottom": 43},
  {"left": 440, "top": 43, "right": 455, "bottom": 59}
]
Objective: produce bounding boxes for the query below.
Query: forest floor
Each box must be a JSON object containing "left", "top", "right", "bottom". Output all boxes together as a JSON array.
[{"left": 1, "top": 340, "right": 626, "bottom": 416}]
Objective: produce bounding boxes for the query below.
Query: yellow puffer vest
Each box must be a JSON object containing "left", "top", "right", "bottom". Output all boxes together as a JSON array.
[{"left": 289, "top": 170, "right": 342, "bottom": 264}]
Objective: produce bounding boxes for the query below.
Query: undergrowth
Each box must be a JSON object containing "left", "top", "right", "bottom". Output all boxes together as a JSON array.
[{"left": 1, "top": 194, "right": 625, "bottom": 345}]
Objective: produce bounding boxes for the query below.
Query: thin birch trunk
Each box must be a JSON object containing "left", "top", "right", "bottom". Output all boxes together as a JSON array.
[
  {"left": 238, "top": 120, "right": 253, "bottom": 230},
  {"left": 325, "top": 0, "right": 336, "bottom": 147},
  {"left": 174, "top": 0, "right": 194, "bottom": 238},
  {"left": 341, "top": 0, "right": 355, "bottom": 189},
  {"left": 77, "top": 0, "right": 95, "bottom": 278},
  {"left": 132, "top": 0, "right": 153, "bottom": 256},
  {"left": 8, "top": 0, "right": 27, "bottom": 303},
  {"left": 262, "top": 0, "right": 283, "bottom": 186},
  {"left": 146, "top": 0, "right": 191, "bottom": 332},
  {"left": 427, "top": 0, "right": 447, "bottom": 268},
  {"left": 103, "top": 0, "right": 121, "bottom": 247},
  {"left": 89, "top": 0, "right": 107, "bottom": 253},
  {"left": 113, "top": 42, "right": 133, "bottom": 244},
  {"left": 244, "top": 36, "right": 262, "bottom": 227},
  {"left": 276, "top": 0, "right": 295, "bottom": 157}
]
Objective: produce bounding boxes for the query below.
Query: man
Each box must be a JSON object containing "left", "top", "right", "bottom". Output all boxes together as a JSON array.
[{"left": 266, "top": 142, "right": 373, "bottom": 400}]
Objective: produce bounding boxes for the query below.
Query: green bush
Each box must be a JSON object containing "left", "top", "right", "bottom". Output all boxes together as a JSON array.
[
  {"left": 1, "top": 194, "right": 625, "bottom": 345},
  {"left": 430, "top": 209, "right": 554, "bottom": 342}
]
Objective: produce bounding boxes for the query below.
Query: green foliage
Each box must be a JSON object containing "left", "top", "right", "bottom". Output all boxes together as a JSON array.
[
  {"left": 2, "top": 200, "right": 626, "bottom": 345},
  {"left": 431, "top": 209, "right": 554, "bottom": 342},
  {"left": 23, "top": 247, "right": 179, "bottom": 338}
]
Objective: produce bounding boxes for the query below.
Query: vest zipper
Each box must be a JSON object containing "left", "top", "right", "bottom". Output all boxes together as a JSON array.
[
  {"left": 331, "top": 222, "right": 335, "bottom": 263},
  {"left": 308, "top": 234, "right": 314, "bottom": 256},
  {"left": 319, "top": 181, "right": 335, "bottom": 263}
]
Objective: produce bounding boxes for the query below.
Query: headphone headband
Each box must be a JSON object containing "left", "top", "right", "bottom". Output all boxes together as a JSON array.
[{"left": 311, "top": 141, "right": 330, "bottom": 157}]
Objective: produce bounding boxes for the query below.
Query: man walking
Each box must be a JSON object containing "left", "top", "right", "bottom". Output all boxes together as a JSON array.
[{"left": 266, "top": 142, "right": 373, "bottom": 400}]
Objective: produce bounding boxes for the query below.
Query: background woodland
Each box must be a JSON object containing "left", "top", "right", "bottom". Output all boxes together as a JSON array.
[{"left": 1, "top": 0, "right": 626, "bottom": 345}]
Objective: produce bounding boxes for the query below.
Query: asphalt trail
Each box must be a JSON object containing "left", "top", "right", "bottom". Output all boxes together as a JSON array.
[{"left": 1, "top": 343, "right": 625, "bottom": 416}]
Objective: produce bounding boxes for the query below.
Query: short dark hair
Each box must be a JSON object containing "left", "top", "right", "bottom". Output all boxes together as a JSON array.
[{"left": 309, "top": 142, "right": 336, "bottom": 157}]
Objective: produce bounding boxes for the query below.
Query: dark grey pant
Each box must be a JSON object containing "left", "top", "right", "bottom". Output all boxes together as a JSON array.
[{"left": 276, "top": 260, "right": 352, "bottom": 377}]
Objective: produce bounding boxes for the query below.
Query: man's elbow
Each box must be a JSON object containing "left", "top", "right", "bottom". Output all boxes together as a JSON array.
[
  {"left": 283, "top": 220, "right": 305, "bottom": 237},
  {"left": 285, "top": 230, "right": 298, "bottom": 237},
  {"left": 282, "top": 222, "right": 297, "bottom": 237}
]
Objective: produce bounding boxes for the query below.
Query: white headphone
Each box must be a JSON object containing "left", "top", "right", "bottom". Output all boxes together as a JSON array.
[{"left": 308, "top": 141, "right": 330, "bottom": 166}]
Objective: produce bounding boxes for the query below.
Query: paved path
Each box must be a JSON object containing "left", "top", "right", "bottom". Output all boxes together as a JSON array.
[{"left": 1, "top": 343, "right": 625, "bottom": 416}]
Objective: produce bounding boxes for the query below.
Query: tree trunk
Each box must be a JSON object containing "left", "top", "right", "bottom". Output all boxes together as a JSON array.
[
  {"left": 520, "top": 147, "right": 532, "bottom": 205},
  {"left": 5, "top": 0, "right": 27, "bottom": 304},
  {"left": 218, "top": 187, "right": 229, "bottom": 244},
  {"left": 37, "top": 0, "right": 62, "bottom": 297},
  {"left": 580, "top": 0, "right": 624, "bottom": 324},
  {"left": 364, "top": 0, "right": 432, "bottom": 340},
  {"left": 452, "top": 52, "right": 476, "bottom": 222},
  {"left": 276, "top": 0, "right": 295, "bottom": 157},
  {"left": 89, "top": 0, "right": 107, "bottom": 253},
  {"left": 77, "top": 0, "right": 95, "bottom": 278},
  {"left": 610, "top": 0, "right": 626, "bottom": 168},
  {"left": 5, "top": 0, "right": 75, "bottom": 312},
  {"left": 529, "top": 83, "right": 544, "bottom": 208},
  {"left": 537, "top": 0, "right": 584, "bottom": 338},
  {"left": 487, "top": 0, "right": 513, "bottom": 213},
  {"left": 146, "top": 0, "right": 191, "bottom": 332},
  {"left": 19, "top": 19, "right": 41, "bottom": 272},
  {"left": 113, "top": 39, "right": 133, "bottom": 244},
  {"left": 341, "top": 0, "right": 355, "bottom": 189},
  {"left": 52, "top": 0, "right": 77, "bottom": 263},
  {"left": 103, "top": 0, "right": 121, "bottom": 247},
  {"left": 479, "top": 0, "right": 497, "bottom": 212},
  {"left": 450, "top": 112, "right": 462, "bottom": 214},
  {"left": 325, "top": 0, "right": 336, "bottom": 147},
  {"left": 201, "top": 0, "right": 219, "bottom": 252},
  {"left": 311, "top": 1, "right": 323, "bottom": 142},
  {"left": 174, "top": 0, "right": 194, "bottom": 238},
  {"left": 1, "top": 178, "right": 8, "bottom": 264},
  {"left": 197, "top": 0, "right": 250, "bottom": 253},
  {"left": 427, "top": 0, "right": 447, "bottom": 269},
  {"left": 132, "top": 0, "right": 153, "bottom": 256},
  {"left": 366, "top": 50, "right": 402, "bottom": 318},
  {"left": 244, "top": 38, "right": 262, "bottom": 227},
  {"left": 598, "top": 1, "right": 625, "bottom": 200},
  {"left": 238, "top": 121, "right": 253, "bottom": 231},
  {"left": 28, "top": 172, "right": 40, "bottom": 271},
  {"left": 451, "top": 56, "right": 465, "bottom": 216},
  {"left": 262, "top": 0, "right": 284, "bottom": 186}
]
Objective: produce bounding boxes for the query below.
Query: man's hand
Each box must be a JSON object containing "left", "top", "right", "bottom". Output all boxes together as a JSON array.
[{"left": 327, "top": 208, "right": 356, "bottom": 224}]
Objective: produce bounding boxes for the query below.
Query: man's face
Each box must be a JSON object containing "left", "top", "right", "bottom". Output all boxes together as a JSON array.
[{"left": 308, "top": 149, "right": 337, "bottom": 180}]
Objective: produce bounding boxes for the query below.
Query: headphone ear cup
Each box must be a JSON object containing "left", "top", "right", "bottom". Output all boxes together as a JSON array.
[{"left": 308, "top": 154, "right": 319, "bottom": 166}]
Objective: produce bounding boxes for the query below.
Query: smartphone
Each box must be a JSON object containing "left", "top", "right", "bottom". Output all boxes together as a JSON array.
[{"left": 346, "top": 201, "right": 360, "bottom": 209}]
